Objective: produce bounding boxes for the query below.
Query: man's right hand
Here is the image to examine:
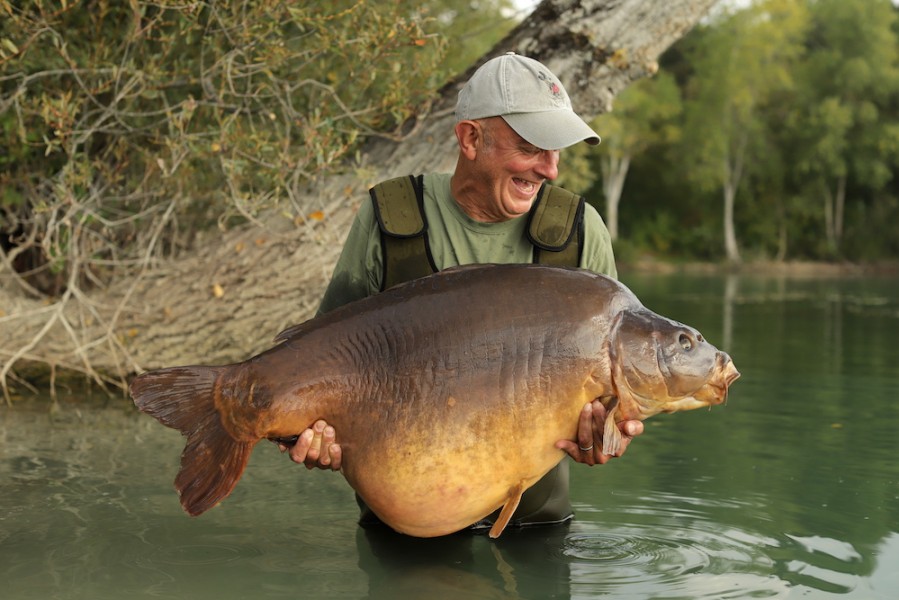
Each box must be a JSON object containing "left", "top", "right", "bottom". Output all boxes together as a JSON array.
[{"left": 278, "top": 419, "right": 342, "bottom": 471}]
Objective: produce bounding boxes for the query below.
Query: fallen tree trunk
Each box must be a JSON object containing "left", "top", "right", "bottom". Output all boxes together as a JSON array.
[{"left": 0, "top": 0, "right": 717, "bottom": 400}]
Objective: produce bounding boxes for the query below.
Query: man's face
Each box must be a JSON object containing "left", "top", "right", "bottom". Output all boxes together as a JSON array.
[{"left": 473, "top": 118, "right": 561, "bottom": 222}]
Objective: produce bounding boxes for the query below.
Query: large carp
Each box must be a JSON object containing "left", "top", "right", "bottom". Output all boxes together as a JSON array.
[{"left": 130, "top": 264, "right": 739, "bottom": 538}]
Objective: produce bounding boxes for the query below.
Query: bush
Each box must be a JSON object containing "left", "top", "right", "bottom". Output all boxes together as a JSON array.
[{"left": 0, "top": 0, "right": 452, "bottom": 295}]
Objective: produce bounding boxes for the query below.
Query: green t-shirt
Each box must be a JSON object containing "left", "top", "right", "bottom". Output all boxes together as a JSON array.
[
  {"left": 316, "top": 172, "right": 617, "bottom": 529},
  {"left": 317, "top": 172, "right": 617, "bottom": 315}
]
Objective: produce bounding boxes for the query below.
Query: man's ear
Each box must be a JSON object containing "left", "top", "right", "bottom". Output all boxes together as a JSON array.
[{"left": 454, "top": 120, "right": 481, "bottom": 161}]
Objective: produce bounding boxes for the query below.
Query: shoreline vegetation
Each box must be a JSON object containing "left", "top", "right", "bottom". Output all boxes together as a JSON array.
[{"left": 620, "top": 258, "right": 899, "bottom": 278}]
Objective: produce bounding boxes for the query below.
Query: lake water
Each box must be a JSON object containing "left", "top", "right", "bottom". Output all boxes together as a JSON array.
[{"left": 1, "top": 271, "right": 897, "bottom": 599}]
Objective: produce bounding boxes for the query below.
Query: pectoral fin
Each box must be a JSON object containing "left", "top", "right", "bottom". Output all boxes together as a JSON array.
[
  {"left": 488, "top": 482, "right": 525, "bottom": 539},
  {"left": 602, "top": 397, "right": 622, "bottom": 457}
]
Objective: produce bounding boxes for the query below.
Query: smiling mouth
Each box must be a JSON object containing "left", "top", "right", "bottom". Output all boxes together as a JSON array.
[{"left": 512, "top": 177, "right": 539, "bottom": 196}]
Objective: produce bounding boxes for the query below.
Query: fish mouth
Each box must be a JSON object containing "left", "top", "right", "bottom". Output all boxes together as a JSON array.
[
  {"left": 721, "top": 356, "right": 741, "bottom": 390},
  {"left": 694, "top": 357, "right": 740, "bottom": 406}
]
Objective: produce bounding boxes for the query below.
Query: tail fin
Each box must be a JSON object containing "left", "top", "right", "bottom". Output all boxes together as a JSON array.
[{"left": 130, "top": 366, "right": 254, "bottom": 516}]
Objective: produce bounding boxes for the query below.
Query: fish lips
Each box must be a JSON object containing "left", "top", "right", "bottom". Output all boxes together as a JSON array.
[{"left": 690, "top": 352, "right": 741, "bottom": 406}]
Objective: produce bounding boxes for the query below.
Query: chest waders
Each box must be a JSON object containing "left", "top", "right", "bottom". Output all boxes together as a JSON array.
[{"left": 359, "top": 174, "right": 584, "bottom": 530}]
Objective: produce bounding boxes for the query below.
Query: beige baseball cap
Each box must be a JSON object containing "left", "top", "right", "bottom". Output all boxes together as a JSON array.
[{"left": 455, "top": 52, "right": 600, "bottom": 150}]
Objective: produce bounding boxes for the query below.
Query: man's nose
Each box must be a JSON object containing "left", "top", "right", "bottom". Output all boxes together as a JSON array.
[{"left": 535, "top": 150, "right": 560, "bottom": 181}]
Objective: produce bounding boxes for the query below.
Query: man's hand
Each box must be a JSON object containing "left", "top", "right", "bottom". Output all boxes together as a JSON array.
[
  {"left": 555, "top": 400, "right": 643, "bottom": 466},
  {"left": 278, "top": 419, "right": 342, "bottom": 471}
]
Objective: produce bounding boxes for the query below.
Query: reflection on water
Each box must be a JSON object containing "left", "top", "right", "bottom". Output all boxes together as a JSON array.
[{"left": 1, "top": 272, "right": 897, "bottom": 599}]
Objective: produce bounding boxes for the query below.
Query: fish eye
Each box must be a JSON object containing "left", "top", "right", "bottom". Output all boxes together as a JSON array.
[{"left": 679, "top": 333, "right": 693, "bottom": 351}]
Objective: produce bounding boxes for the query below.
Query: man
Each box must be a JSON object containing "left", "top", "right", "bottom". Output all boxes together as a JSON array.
[{"left": 281, "top": 52, "right": 643, "bottom": 530}]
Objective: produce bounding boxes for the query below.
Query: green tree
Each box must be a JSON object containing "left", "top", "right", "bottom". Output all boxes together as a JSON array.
[
  {"left": 679, "top": 0, "right": 808, "bottom": 263},
  {"left": 591, "top": 72, "right": 682, "bottom": 241},
  {"left": 786, "top": 0, "right": 899, "bottom": 257}
]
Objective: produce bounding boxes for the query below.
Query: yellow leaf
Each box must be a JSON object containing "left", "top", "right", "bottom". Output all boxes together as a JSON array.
[
  {"left": 307, "top": 210, "right": 325, "bottom": 221},
  {"left": 212, "top": 283, "right": 225, "bottom": 298}
]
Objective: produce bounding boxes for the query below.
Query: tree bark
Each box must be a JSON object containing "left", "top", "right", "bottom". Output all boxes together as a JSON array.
[
  {"left": 723, "top": 129, "right": 747, "bottom": 264},
  {"left": 0, "top": 0, "right": 717, "bottom": 398},
  {"left": 601, "top": 153, "right": 631, "bottom": 241},
  {"left": 823, "top": 174, "right": 846, "bottom": 254}
]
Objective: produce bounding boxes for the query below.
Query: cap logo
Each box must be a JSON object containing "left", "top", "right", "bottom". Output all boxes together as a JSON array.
[{"left": 536, "top": 71, "right": 564, "bottom": 104}]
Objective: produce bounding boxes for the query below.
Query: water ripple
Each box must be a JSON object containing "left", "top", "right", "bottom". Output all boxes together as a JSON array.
[
  {"left": 558, "top": 492, "right": 833, "bottom": 598},
  {"left": 146, "top": 542, "right": 262, "bottom": 566},
  {"left": 564, "top": 528, "right": 712, "bottom": 576}
]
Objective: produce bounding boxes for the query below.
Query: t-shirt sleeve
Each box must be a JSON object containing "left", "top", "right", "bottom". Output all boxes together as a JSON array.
[
  {"left": 316, "top": 200, "right": 384, "bottom": 315},
  {"left": 579, "top": 203, "right": 618, "bottom": 280}
]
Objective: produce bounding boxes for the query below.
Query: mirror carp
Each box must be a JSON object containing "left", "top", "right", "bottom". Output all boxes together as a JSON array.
[{"left": 130, "top": 264, "right": 739, "bottom": 538}]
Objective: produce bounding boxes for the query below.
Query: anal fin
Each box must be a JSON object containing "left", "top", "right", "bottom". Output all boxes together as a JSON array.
[{"left": 489, "top": 482, "right": 525, "bottom": 539}]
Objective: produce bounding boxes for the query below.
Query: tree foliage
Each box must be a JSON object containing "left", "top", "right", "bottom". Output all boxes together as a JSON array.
[
  {"left": 590, "top": 72, "right": 682, "bottom": 241},
  {"left": 0, "top": 0, "right": 515, "bottom": 298},
  {"left": 681, "top": 0, "right": 808, "bottom": 263},
  {"left": 787, "top": 0, "right": 899, "bottom": 256},
  {"left": 586, "top": 0, "right": 899, "bottom": 263}
]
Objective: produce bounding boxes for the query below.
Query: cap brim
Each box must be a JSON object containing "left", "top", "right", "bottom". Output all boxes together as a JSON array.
[{"left": 503, "top": 111, "right": 600, "bottom": 150}]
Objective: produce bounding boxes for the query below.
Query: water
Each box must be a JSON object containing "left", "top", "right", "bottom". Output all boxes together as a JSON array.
[{"left": 1, "top": 272, "right": 897, "bottom": 599}]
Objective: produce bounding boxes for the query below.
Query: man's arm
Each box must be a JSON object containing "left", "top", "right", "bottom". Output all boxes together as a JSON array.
[
  {"left": 578, "top": 203, "right": 618, "bottom": 279},
  {"left": 315, "top": 200, "right": 383, "bottom": 316}
]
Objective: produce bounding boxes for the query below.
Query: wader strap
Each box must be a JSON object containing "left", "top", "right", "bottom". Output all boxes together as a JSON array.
[
  {"left": 370, "top": 175, "right": 437, "bottom": 291},
  {"left": 527, "top": 183, "right": 585, "bottom": 268}
]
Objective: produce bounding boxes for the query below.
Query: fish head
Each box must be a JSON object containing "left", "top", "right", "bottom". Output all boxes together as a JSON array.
[{"left": 609, "top": 309, "right": 740, "bottom": 420}]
